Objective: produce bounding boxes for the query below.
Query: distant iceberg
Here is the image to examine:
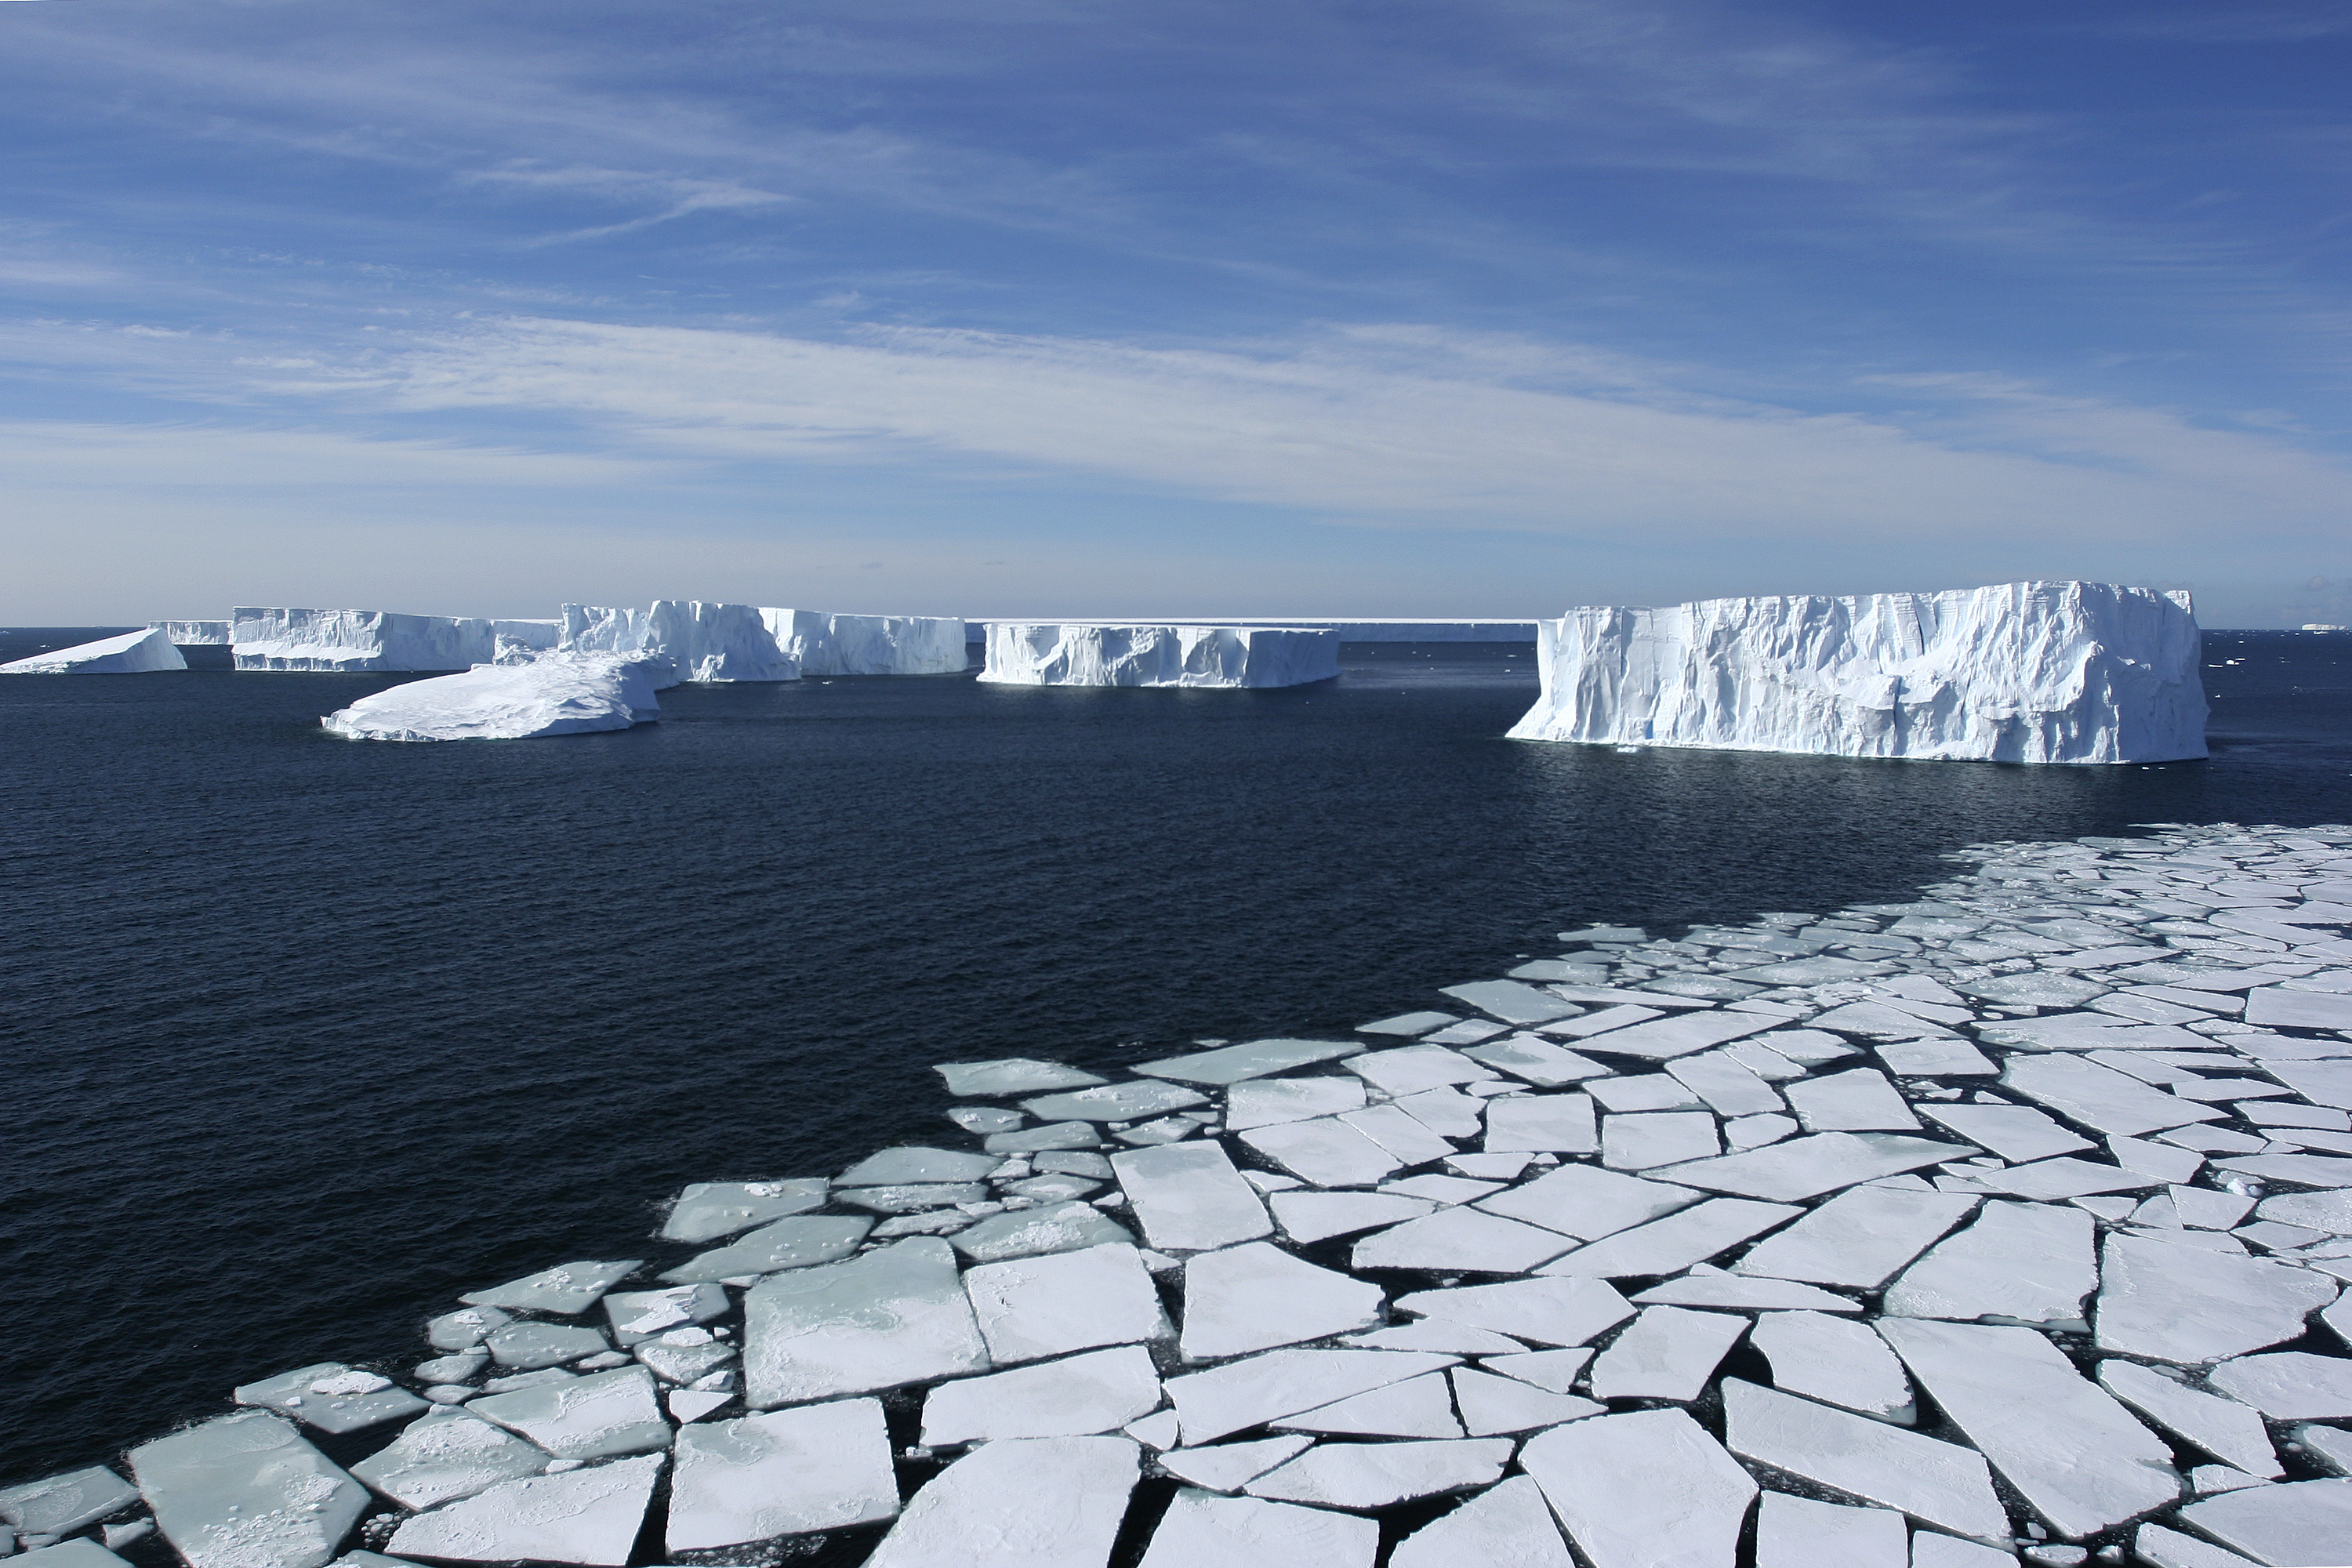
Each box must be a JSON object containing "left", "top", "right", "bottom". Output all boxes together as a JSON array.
[
  {"left": 764, "top": 610, "right": 969, "bottom": 676},
  {"left": 2, "top": 626, "right": 187, "bottom": 674},
  {"left": 148, "top": 620, "right": 231, "bottom": 645},
  {"left": 232, "top": 608, "right": 496, "bottom": 672},
  {"left": 321, "top": 654, "right": 668, "bottom": 742},
  {"left": 977, "top": 624, "right": 1340, "bottom": 688},
  {"left": 561, "top": 601, "right": 798, "bottom": 683},
  {"left": 1507, "top": 581, "right": 2206, "bottom": 764}
]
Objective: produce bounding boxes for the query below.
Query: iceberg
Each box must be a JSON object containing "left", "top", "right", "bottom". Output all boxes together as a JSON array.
[
  {"left": 763, "top": 608, "right": 969, "bottom": 675},
  {"left": 147, "top": 620, "right": 230, "bottom": 644},
  {"left": 559, "top": 601, "right": 797, "bottom": 683},
  {"left": 321, "top": 653, "right": 666, "bottom": 742},
  {"left": 230, "top": 607, "right": 495, "bottom": 671},
  {"left": 2, "top": 626, "right": 186, "bottom": 674},
  {"left": 978, "top": 623, "right": 1340, "bottom": 688},
  {"left": 1508, "top": 580, "right": 2206, "bottom": 763}
]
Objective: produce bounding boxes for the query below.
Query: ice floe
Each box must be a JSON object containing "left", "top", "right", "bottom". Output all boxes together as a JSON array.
[
  {"left": 384, "top": 1452, "right": 662, "bottom": 1566},
  {"left": 863, "top": 1436, "right": 1137, "bottom": 1568},
  {"left": 129, "top": 1411, "right": 369, "bottom": 1568},
  {"left": 1521, "top": 1407, "right": 1758, "bottom": 1568}
]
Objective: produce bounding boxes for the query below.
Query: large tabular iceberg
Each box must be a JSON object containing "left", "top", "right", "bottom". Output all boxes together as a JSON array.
[
  {"left": 321, "top": 653, "right": 667, "bottom": 741},
  {"left": 764, "top": 609, "right": 968, "bottom": 676},
  {"left": 232, "top": 608, "right": 496, "bottom": 672},
  {"left": 2, "top": 626, "right": 187, "bottom": 674},
  {"left": 561, "top": 601, "right": 798, "bottom": 683},
  {"left": 1506, "top": 581, "right": 2205, "bottom": 764},
  {"left": 978, "top": 624, "right": 1340, "bottom": 688}
]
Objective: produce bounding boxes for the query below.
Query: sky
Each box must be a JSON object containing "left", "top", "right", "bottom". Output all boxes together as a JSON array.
[{"left": 1, "top": 0, "right": 2347, "bottom": 626}]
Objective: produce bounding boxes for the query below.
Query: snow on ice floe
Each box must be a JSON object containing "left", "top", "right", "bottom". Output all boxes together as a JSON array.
[
  {"left": 978, "top": 622, "right": 1339, "bottom": 688},
  {"left": 24, "top": 818, "right": 2352, "bottom": 1568},
  {"left": 0, "top": 626, "right": 185, "bottom": 674},
  {"left": 1507, "top": 580, "right": 2206, "bottom": 763},
  {"left": 321, "top": 652, "right": 667, "bottom": 742}
]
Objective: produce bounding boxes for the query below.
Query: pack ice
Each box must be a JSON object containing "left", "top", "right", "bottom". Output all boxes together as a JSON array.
[
  {"left": 764, "top": 609, "right": 969, "bottom": 676},
  {"left": 230, "top": 608, "right": 498, "bottom": 672},
  {"left": 978, "top": 623, "right": 1340, "bottom": 688},
  {"left": 1508, "top": 580, "right": 2207, "bottom": 763},
  {"left": 1, "top": 627, "right": 186, "bottom": 674},
  {"left": 321, "top": 654, "right": 668, "bottom": 742}
]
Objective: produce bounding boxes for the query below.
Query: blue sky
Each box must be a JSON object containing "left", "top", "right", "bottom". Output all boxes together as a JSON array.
[{"left": 2, "top": 0, "right": 2347, "bottom": 625}]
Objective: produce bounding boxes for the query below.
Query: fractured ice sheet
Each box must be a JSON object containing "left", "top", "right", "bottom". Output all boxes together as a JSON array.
[
  {"left": 1917, "top": 1103, "right": 2095, "bottom": 1162},
  {"left": 1135, "top": 1039, "right": 1361, "bottom": 1083},
  {"left": 350, "top": 1407, "right": 548, "bottom": 1509},
  {"left": 2002, "top": 1055, "right": 2225, "bottom": 1137},
  {"left": 2096, "top": 1360, "right": 2280, "bottom": 1477},
  {"left": 1156, "top": 1434, "right": 1313, "bottom": 1491},
  {"left": 1165, "top": 1349, "right": 1457, "bottom": 1443},
  {"left": 660, "top": 1215, "right": 873, "bottom": 1282},
  {"left": 1113, "top": 1142, "right": 1272, "bottom": 1251},
  {"left": 1882, "top": 1200, "right": 2096, "bottom": 1326},
  {"left": 1244, "top": 1437, "right": 1512, "bottom": 1508},
  {"left": 128, "top": 1410, "right": 369, "bottom": 1568},
  {"left": 1748, "top": 1310, "right": 1912, "bottom": 1420},
  {"left": 386, "top": 1453, "right": 663, "bottom": 1567},
  {"left": 459, "top": 1259, "right": 641, "bottom": 1315},
  {"left": 1136, "top": 1489, "right": 1377, "bottom": 1568},
  {"left": 1785, "top": 1069, "right": 1922, "bottom": 1131},
  {"left": 2175, "top": 1479, "right": 2352, "bottom": 1567},
  {"left": 1602, "top": 1111, "right": 1719, "bottom": 1169},
  {"left": 1632, "top": 1270, "right": 1859, "bottom": 1312},
  {"left": 2093, "top": 1232, "right": 2337, "bottom": 1363},
  {"left": 1588, "top": 1305, "right": 1748, "bottom": 1401},
  {"left": 743, "top": 1237, "right": 989, "bottom": 1406},
  {"left": 1721, "top": 1379, "right": 2008, "bottom": 1541},
  {"left": 667, "top": 1398, "right": 897, "bottom": 1549},
  {"left": 1540, "top": 1197, "right": 1802, "bottom": 1277},
  {"left": 1522, "top": 1408, "right": 1759, "bottom": 1568},
  {"left": 661, "top": 1179, "right": 829, "bottom": 1242},
  {"left": 962, "top": 1243, "right": 1172, "bottom": 1363},
  {"left": 1450, "top": 1365, "right": 1602, "bottom": 1431},
  {"left": 1388, "top": 1475, "right": 1574, "bottom": 1568},
  {"left": 920, "top": 1345, "right": 1163, "bottom": 1443},
  {"left": 1273, "top": 1370, "right": 1462, "bottom": 1436},
  {"left": 1180, "top": 1241, "right": 1383, "bottom": 1359},
  {"left": 2205, "top": 1352, "right": 2352, "bottom": 1418},
  {"left": 864, "top": 1437, "right": 1138, "bottom": 1568}
]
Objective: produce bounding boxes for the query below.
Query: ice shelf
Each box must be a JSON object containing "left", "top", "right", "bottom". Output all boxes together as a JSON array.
[
  {"left": 230, "top": 607, "right": 496, "bottom": 671},
  {"left": 977, "top": 622, "right": 1340, "bottom": 688},
  {"left": 1507, "top": 580, "right": 2207, "bottom": 763},
  {"left": 1, "top": 627, "right": 186, "bottom": 674}
]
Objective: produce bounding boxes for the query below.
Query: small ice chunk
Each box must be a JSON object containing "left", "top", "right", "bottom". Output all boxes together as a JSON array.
[
  {"left": 1112, "top": 1142, "right": 1272, "bottom": 1251},
  {"left": 1449, "top": 1367, "right": 1602, "bottom": 1433},
  {"left": 1485, "top": 1093, "right": 1599, "bottom": 1153},
  {"left": 1181, "top": 1242, "right": 1383, "bottom": 1359},
  {"left": 1882, "top": 1200, "right": 2096, "bottom": 1326},
  {"left": 667, "top": 1398, "right": 897, "bottom": 1549},
  {"left": 1720, "top": 1379, "right": 2007, "bottom": 1541},
  {"left": 1165, "top": 1349, "right": 1459, "bottom": 1444},
  {"left": 460, "top": 1258, "right": 641, "bottom": 1316},
  {"left": 1272, "top": 1191, "right": 1438, "bottom": 1243},
  {"left": 1157, "top": 1434, "right": 1313, "bottom": 1490},
  {"left": 635, "top": 1332, "right": 736, "bottom": 1384},
  {"left": 1748, "top": 1310, "right": 1912, "bottom": 1420},
  {"left": 1522, "top": 1408, "right": 1758, "bottom": 1568},
  {"left": 1787, "top": 1069, "right": 1922, "bottom": 1132},
  {"left": 839, "top": 1146, "right": 1004, "bottom": 1185},
  {"left": 385, "top": 1452, "right": 662, "bottom": 1566},
  {"left": 2097, "top": 1361, "right": 2278, "bottom": 1476},
  {"left": 1755, "top": 1492, "right": 1907, "bottom": 1568},
  {"left": 934, "top": 1059, "right": 1107, "bottom": 1097},
  {"left": 1390, "top": 1475, "right": 1573, "bottom": 1568},
  {"left": 1586, "top": 1305, "right": 1748, "bottom": 1402},
  {"left": 466, "top": 1365, "right": 670, "bottom": 1459},
  {"left": 920, "top": 1345, "right": 1162, "bottom": 1444},
  {"left": 1247, "top": 1437, "right": 1512, "bottom": 1508},
  {"left": 1473, "top": 1163, "right": 1704, "bottom": 1240},
  {"left": 1350, "top": 1206, "right": 1578, "bottom": 1272},
  {"left": 660, "top": 1215, "right": 873, "bottom": 1282},
  {"left": 425, "top": 1305, "right": 510, "bottom": 1351},
  {"left": 233, "top": 1363, "right": 426, "bottom": 1434},
  {"left": 1136, "top": 1489, "right": 1376, "bottom": 1568},
  {"left": 949, "top": 1200, "right": 1135, "bottom": 1262},
  {"left": 949, "top": 1105, "right": 1025, "bottom": 1134},
  {"left": 128, "top": 1411, "right": 368, "bottom": 1568},
  {"left": 0, "top": 1469, "right": 139, "bottom": 1535},
  {"left": 1125, "top": 1408, "right": 1182, "bottom": 1449},
  {"left": 864, "top": 1436, "right": 1138, "bottom": 1568},
  {"left": 1394, "top": 1275, "right": 1634, "bottom": 1347},
  {"left": 2094, "top": 1233, "right": 2338, "bottom": 1363},
  {"left": 1603, "top": 1111, "right": 1719, "bottom": 1170},
  {"left": 1274, "top": 1371, "right": 1462, "bottom": 1437},
  {"left": 2206, "top": 1352, "right": 2352, "bottom": 1418},
  {"left": 1225, "top": 1076, "right": 1367, "bottom": 1131},
  {"left": 485, "top": 1322, "right": 609, "bottom": 1369},
  {"left": 350, "top": 1406, "right": 548, "bottom": 1509},
  {"left": 963, "top": 1243, "right": 1172, "bottom": 1364},
  {"left": 660, "top": 1178, "right": 829, "bottom": 1242},
  {"left": 2175, "top": 1479, "right": 2352, "bottom": 1568},
  {"left": 1134, "top": 1040, "right": 1360, "bottom": 1083},
  {"left": 1734, "top": 1185, "right": 1979, "bottom": 1287},
  {"left": 1540, "top": 1197, "right": 1802, "bottom": 1278},
  {"left": 743, "top": 1237, "right": 989, "bottom": 1405}
]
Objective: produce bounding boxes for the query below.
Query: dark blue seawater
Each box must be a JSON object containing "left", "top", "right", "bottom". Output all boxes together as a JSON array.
[{"left": 1, "top": 630, "right": 2347, "bottom": 1487}]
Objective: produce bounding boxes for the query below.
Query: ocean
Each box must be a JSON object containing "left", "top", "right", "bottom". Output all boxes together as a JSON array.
[{"left": 2, "top": 630, "right": 2346, "bottom": 1486}]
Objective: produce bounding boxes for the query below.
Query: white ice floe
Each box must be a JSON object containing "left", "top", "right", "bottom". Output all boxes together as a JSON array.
[
  {"left": 1156, "top": 1435, "right": 1314, "bottom": 1491},
  {"left": 659, "top": 1179, "right": 829, "bottom": 1243},
  {"left": 1882, "top": 1200, "right": 2096, "bottom": 1326},
  {"left": 2133, "top": 1522, "right": 2267, "bottom": 1568},
  {"left": 485, "top": 1321, "right": 609, "bottom": 1368},
  {"left": 1138, "top": 1039, "right": 1363, "bottom": 1084},
  {"left": 1448, "top": 1366, "right": 1602, "bottom": 1432},
  {"left": 386, "top": 1452, "right": 663, "bottom": 1566},
  {"left": 1472, "top": 1163, "right": 1703, "bottom": 1240},
  {"left": 2092, "top": 1232, "right": 2338, "bottom": 1363},
  {"left": 1241, "top": 1117, "right": 1401, "bottom": 1186},
  {"left": 1352, "top": 1206, "right": 1579, "bottom": 1272},
  {"left": 1181, "top": 1242, "right": 1384, "bottom": 1359},
  {"left": 864, "top": 1436, "right": 1138, "bottom": 1568},
  {"left": 2205, "top": 1352, "right": 2352, "bottom": 1418},
  {"left": 232, "top": 1363, "right": 426, "bottom": 1434},
  {"left": 232, "top": 606, "right": 495, "bottom": 671},
  {"left": 1748, "top": 1310, "right": 1913, "bottom": 1420},
  {"left": 949, "top": 1200, "right": 1135, "bottom": 1261},
  {"left": 1389, "top": 1474, "right": 1574, "bottom": 1568},
  {"left": 1586, "top": 1305, "right": 1749, "bottom": 1402},
  {"left": 1602, "top": 1110, "right": 1719, "bottom": 1169},
  {"left": 1245, "top": 1438, "right": 1512, "bottom": 1508},
  {"left": 1507, "top": 581, "right": 2206, "bottom": 764},
  {"left": 1112, "top": 1142, "right": 1272, "bottom": 1251},
  {"left": 2096, "top": 1361, "right": 2280, "bottom": 1478},
  {"left": 1632, "top": 1269, "right": 1858, "bottom": 1312},
  {"left": 1346, "top": 1319, "right": 1523, "bottom": 1354},
  {"left": 128, "top": 1410, "right": 370, "bottom": 1568},
  {"left": 1270, "top": 1190, "right": 1437, "bottom": 1243},
  {"left": 1668, "top": 1052, "right": 1785, "bottom": 1116},
  {"left": 1166, "top": 1349, "right": 1457, "bottom": 1444},
  {"left": 1025, "top": 1080, "right": 1210, "bottom": 1122},
  {"left": 2174, "top": 1478, "right": 2352, "bottom": 1567},
  {"left": 461, "top": 1259, "right": 641, "bottom": 1315},
  {"left": 1878, "top": 1318, "right": 2180, "bottom": 1537},
  {"left": 1225, "top": 1076, "right": 1369, "bottom": 1131},
  {"left": 1522, "top": 1408, "right": 1759, "bottom": 1568},
  {"left": 0, "top": 1468, "right": 140, "bottom": 1534},
  {"left": 1755, "top": 1493, "right": 1909, "bottom": 1568},
  {"left": 1561, "top": 1009, "right": 1773, "bottom": 1059},
  {"left": 466, "top": 1366, "right": 670, "bottom": 1460},
  {"left": 1541, "top": 1197, "right": 1801, "bottom": 1277},
  {"left": 1786, "top": 1069, "right": 1922, "bottom": 1131},
  {"left": 604, "top": 1283, "right": 731, "bottom": 1345},
  {"left": 920, "top": 1344, "right": 1163, "bottom": 1443},
  {"left": 1653, "top": 1131, "right": 1965, "bottom": 1200},
  {"left": 666, "top": 1398, "right": 898, "bottom": 1549},
  {"left": 2003, "top": 1055, "right": 2223, "bottom": 1138},
  {"left": 1275, "top": 1370, "right": 1463, "bottom": 1437},
  {"left": 935, "top": 1059, "right": 1107, "bottom": 1096},
  {"left": 660, "top": 1214, "right": 872, "bottom": 1281},
  {"left": 978, "top": 623, "right": 1338, "bottom": 688},
  {"left": 1395, "top": 1275, "right": 1635, "bottom": 1346},
  {"left": 963, "top": 1243, "right": 1172, "bottom": 1363},
  {"left": 1, "top": 626, "right": 186, "bottom": 674},
  {"left": 744, "top": 1236, "right": 989, "bottom": 1405},
  {"left": 1721, "top": 1379, "right": 2009, "bottom": 1541},
  {"left": 1136, "top": 1488, "right": 1377, "bottom": 1568},
  {"left": 350, "top": 1407, "right": 548, "bottom": 1509},
  {"left": 1465, "top": 1036, "right": 1613, "bottom": 1087},
  {"left": 321, "top": 653, "right": 668, "bottom": 741},
  {"left": 1917, "top": 1103, "right": 2094, "bottom": 1162},
  {"left": 763, "top": 608, "right": 967, "bottom": 676},
  {"left": 1733, "top": 1183, "right": 1980, "bottom": 1287}
]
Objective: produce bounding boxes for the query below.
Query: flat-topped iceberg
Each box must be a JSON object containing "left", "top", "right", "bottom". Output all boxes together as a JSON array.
[
  {"left": 764, "top": 609, "right": 967, "bottom": 676},
  {"left": 232, "top": 608, "right": 496, "bottom": 672},
  {"left": 978, "top": 623, "right": 1339, "bottom": 688},
  {"left": 147, "top": 620, "right": 230, "bottom": 645},
  {"left": 1507, "top": 580, "right": 2205, "bottom": 763},
  {"left": 2, "top": 626, "right": 186, "bottom": 674},
  {"left": 560, "top": 601, "right": 797, "bottom": 684},
  {"left": 321, "top": 654, "right": 666, "bottom": 742}
]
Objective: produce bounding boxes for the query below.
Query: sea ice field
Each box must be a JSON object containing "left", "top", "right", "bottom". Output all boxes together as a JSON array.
[{"left": 2, "top": 635, "right": 2350, "bottom": 1568}]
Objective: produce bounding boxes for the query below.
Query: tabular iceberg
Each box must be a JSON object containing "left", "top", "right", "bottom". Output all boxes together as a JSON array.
[
  {"left": 764, "top": 609, "right": 968, "bottom": 676},
  {"left": 560, "top": 601, "right": 798, "bottom": 683},
  {"left": 2, "top": 626, "right": 187, "bottom": 674},
  {"left": 147, "top": 620, "right": 231, "bottom": 645},
  {"left": 978, "top": 624, "right": 1340, "bottom": 688},
  {"left": 231, "top": 608, "right": 496, "bottom": 672},
  {"left": 320, "top": 654, "right": 667, "bottom": 742},
  {"left": 1506, "top": 581, "right": 2205, "bottom": 764}
]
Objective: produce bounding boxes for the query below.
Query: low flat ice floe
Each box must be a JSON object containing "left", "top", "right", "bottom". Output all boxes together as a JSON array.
[{"left": 9, "top": 822, "right": 2352, "bottom": 1567}]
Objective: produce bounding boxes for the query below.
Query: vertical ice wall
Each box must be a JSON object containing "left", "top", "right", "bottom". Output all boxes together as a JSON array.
[
  {"left": 977, "top": 624, "right": 1341, "bottom": 688},
  {"left": 230, "top": 609, "right": 497, "bottom": 672},
  {"left": 147, "top": 621, "right": 231, "bottom": 645},
  {"left": 558, "top": 602, "right": 799, "bottom": 683},
  {"left": 762, "top": 610, "right": 970, "bottom": 676},
  {"left": 1506, "top": 581, "right": 2206, "bottom": 764}
]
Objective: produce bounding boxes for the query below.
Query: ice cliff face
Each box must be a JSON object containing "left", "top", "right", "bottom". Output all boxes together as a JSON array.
[
  {"left": 764, "top": 610, "right": 969, "bottom": 676},
  {"left": 560, "top": 602, "right": 799, "bottom": 683},
  {"left": 1507, "top": 581, "right": 2206, "bottom": 764},
  {"left": 321, "top": 653, "right": 667, "bottom": 742},
  {"left": 231, "top": 608, "right": 496, "bottom": 672},
  {"left": 148, "top": 621, "right": 231, "bottom": 645},
  {"left": 2, "top": 626, "right": 188, "bottom": 674},
  {"left": 978, "top": 624, "right": 1341, "bottom": 688}
]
